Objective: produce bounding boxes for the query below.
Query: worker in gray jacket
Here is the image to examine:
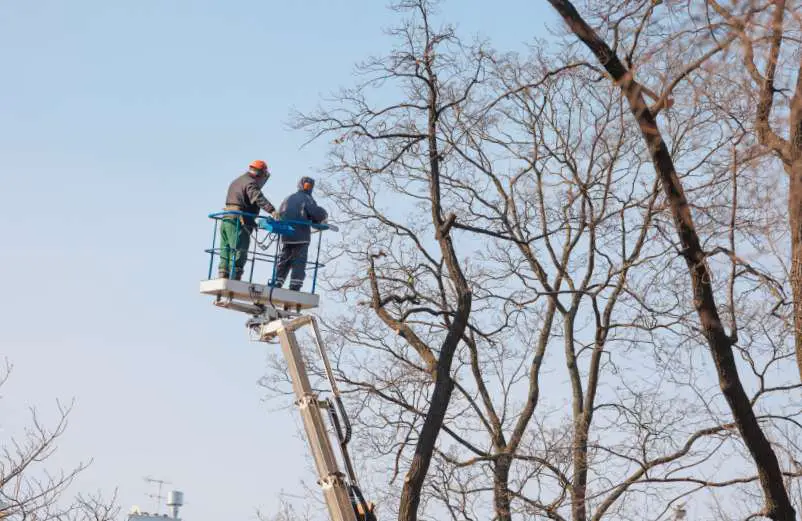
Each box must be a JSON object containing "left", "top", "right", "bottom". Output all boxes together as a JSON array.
[
  {"left": 218, "top": 159, "right": 277, "bottom": 280},
  {"left": 273, "top": 176, "right": 328, "bottom": 291}
]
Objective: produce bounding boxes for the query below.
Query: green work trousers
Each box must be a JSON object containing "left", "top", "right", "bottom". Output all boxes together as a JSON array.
[{"left": 218, "top": 218, "right": 251, "bottom": 279}]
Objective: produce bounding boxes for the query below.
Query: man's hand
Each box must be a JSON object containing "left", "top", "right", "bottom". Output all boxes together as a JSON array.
[{"left": 272, "top": 210, "right": 281, "bottom": 220}]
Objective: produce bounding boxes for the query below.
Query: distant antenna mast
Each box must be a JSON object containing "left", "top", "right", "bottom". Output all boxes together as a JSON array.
[{"left": 144, "top": 476, "right": 171, "bottom": 514}]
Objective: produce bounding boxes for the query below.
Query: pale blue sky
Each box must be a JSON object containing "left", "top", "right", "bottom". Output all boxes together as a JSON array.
[{"left": 0, "top": 2, "right": 556, "bottom": 521}]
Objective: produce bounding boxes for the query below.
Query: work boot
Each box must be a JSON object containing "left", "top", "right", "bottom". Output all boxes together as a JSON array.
[{"left": 217, "top": 270, "right": 229, "bottom": 279}]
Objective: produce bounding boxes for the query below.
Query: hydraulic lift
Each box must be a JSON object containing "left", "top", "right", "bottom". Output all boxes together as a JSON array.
[{"left": 200, "top": 212, "right": 375, "bottom": 521}]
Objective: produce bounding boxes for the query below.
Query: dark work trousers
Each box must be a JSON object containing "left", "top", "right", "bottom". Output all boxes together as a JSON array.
[
  {"left": 274, "top": 241, "right": 310, "bottom": 291},
  {"left": 218, "top": 218, "right": 251, "bottom": 279}
]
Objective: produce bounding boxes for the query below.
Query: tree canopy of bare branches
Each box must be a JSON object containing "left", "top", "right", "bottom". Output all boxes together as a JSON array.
[
  {"left": 264, "top": 1, "right": 802, "bottom": 520},
  {"left": 542, "top": 0, "right": 802, "bottom": 519},
  {"left": 0, "top": 359, "right": 119, "bottom": 521}
]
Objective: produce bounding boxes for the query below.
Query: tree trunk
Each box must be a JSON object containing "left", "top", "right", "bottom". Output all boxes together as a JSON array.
[
  {"left": 397, "top": 355, "right": 457, "bottom": 521},
  {"left": 544, "top": 1, "right": 796, "bottom": 519},
  {"left": 397, "top": 44, "right": 473, "bottom": 521},
  {"left": 571, "top": 416, "right": 589, "bottom": 521},
  {"left": 396, "top": 288, "right": 469, "bottom": 521},
  {"left": 564, "top": 312, "right": 589, "bottom": 521},
  {"left": 493, "top": 454, "right": 513, "bottom": 521}
]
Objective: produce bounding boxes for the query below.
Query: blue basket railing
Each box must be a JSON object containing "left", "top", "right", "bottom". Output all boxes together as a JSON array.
[{"left": 204, "top": 210, "right": 338, "bottom": 294}]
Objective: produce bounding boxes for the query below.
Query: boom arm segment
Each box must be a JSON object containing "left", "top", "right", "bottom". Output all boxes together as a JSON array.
[{"left": 257, "top": 316, "right": 376, "bottom": 521}]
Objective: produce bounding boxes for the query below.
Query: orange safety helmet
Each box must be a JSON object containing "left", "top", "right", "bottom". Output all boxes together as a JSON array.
[{"left": 249, "top": 159, "right": 268, "bottom": 171}]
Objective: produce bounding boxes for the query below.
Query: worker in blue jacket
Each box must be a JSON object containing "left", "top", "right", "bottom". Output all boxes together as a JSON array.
[{"left": 273, "top": 176, "right": 328, "bottom": 291}]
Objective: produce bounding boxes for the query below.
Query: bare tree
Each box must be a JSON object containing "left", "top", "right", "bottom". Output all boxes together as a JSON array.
[
  {"left": 282, "top": 3, "right": 802, "bottom": 520},
  {"left": 436, "top": 39, "right": 801, "bottom": 520},
  {"left": 541, "top": 0, "right": 799, "bottom": 518},
  {"left": 253, "top": 2, "right": 802, "bottom": 520},
  {"left": 704, "top": 0, "right": 802, "bottom": 383},
  {"left": 256, "top": 499, "right": 313, "bottom": 521},
  {"left": 66, "top": 492, "right": 120, "bottom": 521},
  {"left": 294, "top": 2, "right": 476, "bottom": 519},
  {"left": 0, "top": 359, "right": 119, "bottom": 521}
]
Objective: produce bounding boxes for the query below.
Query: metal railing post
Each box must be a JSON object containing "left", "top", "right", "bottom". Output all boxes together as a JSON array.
[
  {"left": 249, "top": 225, "right": 258, "bottom": 283},
  {"left": 270, "top": 235, "right": 280, "bottom": 286},
  {"left": 208, "top": 218, "right": 219, "bottom": 279},
  {"left": 312, "top": 231, "right": 323, "bottom": 294}
]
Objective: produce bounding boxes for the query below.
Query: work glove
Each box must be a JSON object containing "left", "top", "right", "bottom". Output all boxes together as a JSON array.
[{"left": 271, "top": 210, "right": 281, "bottom": 220}]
